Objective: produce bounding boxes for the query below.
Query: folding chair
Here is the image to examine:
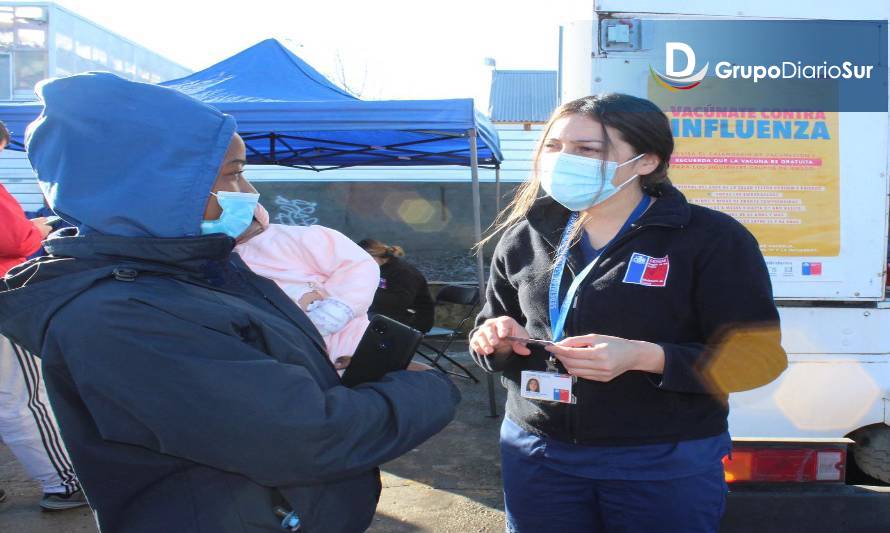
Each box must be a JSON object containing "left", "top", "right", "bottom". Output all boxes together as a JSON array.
[{"left": 415, "top": 284, "right": 480, "bottom": 382}]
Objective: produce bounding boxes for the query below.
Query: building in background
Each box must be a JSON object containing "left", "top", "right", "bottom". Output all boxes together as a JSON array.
[
  {"left": 0, "top": 2, "right": 190, "bottom": 101},
  {"left": 485, "top": 68, "right": 558, "bottom": 189},
  {"left": 488, "top": 69, "right": 558, "bottom": 130}
]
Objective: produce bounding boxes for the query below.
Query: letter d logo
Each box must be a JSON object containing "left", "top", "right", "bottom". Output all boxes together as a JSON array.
[
  {"left": 650, "top": 42, "right": 709, "bottom": 91},
  {"left": 666, "top": 42, "right": 696, "bottom": 77}
]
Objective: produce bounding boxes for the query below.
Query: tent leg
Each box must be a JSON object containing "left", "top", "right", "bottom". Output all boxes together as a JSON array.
[
  {"left": 495, "top": 166, "right": 502, "bottom": 212},
  {"left": 469, "top": 129, "right": 499, "bottom": 419}
]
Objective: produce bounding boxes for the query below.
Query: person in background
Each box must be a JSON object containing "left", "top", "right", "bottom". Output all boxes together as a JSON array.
[
  {"left": 0, "top": 121, "right": 87, "bottom": 510},
  {"left": 0, "top": 121, "right": 51, "bottom": 272},
  {"left": 0, "top": 72, "right": 459, "bottom": 532},
  {"left": 359, "top": 239, "right": 435, "bottom": 333}
]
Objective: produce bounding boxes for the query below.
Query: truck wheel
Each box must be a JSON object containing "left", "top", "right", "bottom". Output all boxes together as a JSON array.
[{"left": 851, "top": 425, "right": 890, "bottom": 483}]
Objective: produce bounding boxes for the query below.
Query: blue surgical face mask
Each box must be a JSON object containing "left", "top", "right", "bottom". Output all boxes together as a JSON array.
[
  {"left": 539, "top": 152, "right": 646, "bottom": 211},
  {"left": 200, "top": 191, "right": 260, "bottom": 238}
]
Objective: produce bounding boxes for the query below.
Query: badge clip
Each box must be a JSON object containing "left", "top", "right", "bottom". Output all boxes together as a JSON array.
[{"left": 545, "top": 355, "right": 558, "bottom": 373}]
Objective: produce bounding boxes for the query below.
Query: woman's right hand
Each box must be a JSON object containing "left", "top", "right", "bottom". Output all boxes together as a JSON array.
[{"left": 470, "top": 316, "right": 532, "bottom": 357}]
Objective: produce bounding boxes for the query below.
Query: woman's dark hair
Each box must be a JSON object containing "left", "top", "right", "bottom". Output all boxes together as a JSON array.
[
  {"left": 0, "top": 121, "right": 9, "bottom": 146},
  {"left": 526, "top": 378, "right": 540, "bottom": 392},
  {"left": 358, "top": 238, "right": 405, "bottom": 259}
]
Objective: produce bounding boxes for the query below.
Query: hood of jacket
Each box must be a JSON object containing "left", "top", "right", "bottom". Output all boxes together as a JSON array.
[{"left": 26, "top": 72, "right": 237, "bottom": 238}]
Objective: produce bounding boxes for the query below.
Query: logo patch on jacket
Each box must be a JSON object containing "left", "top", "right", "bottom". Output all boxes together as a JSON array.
[{"left": 623, "top": 253, "right": 670, "bottom": 287}]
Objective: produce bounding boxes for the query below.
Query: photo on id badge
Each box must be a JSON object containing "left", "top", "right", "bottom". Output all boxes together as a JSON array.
[{"left": 521, "top": 371, "right": 575, "bottom": 404}]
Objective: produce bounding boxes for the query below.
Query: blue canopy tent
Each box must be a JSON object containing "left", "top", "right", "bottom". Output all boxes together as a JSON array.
[
  {"left": 160, "top": 39, "right": 502, "bottom": 170},
  {"left": 0, "top": 39, "right": 504, "bottom": 412}
]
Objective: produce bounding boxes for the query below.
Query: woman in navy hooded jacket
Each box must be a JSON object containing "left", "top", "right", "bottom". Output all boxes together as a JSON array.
[
  {"left": 470, "top": 94, "right": 787, "bottom": 532},
  {"left": 0, "top": 72, "right": 460, "bottom": 533}
]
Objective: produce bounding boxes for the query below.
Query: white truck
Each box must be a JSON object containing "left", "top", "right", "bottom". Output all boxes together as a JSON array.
[{"left": 561, "top": 1, "right": 890, "bottom": 530}]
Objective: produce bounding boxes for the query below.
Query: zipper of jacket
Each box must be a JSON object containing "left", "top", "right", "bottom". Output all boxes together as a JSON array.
[{"left": 564, "top": 221, "right": 680, "bottom": 443}]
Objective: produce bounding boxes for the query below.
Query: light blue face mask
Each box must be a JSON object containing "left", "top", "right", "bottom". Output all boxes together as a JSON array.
[
  {"left": 540, "top": 152, "right": 646, "bottom": 211},
  {"left": 200, "top": 191, "right": 260, "bottom": 238}
]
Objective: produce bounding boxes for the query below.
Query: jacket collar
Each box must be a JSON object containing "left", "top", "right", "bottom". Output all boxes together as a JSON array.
[
  {"left": 526, "top": 183, "right": 692, "bottom": 251},
  {"left": 2, "top": 232, "right": 328, "bottom": 358},
  {"left": 41, "top": 232, "right": 236, "bottom": 274}
]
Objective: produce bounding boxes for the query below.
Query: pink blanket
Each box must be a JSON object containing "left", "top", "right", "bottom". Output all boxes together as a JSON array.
[{"left": 236, "top": 224, "right": 379, "bottom": 362}]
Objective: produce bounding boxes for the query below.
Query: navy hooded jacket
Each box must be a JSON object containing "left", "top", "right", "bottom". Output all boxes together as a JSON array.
[{"left": 0, "top": 73, "right": 460, "bottom": 532}]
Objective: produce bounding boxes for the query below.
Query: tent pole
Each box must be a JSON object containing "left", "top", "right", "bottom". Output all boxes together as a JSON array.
[
  {"left": 495, "top": 166, "right": 502, "bottom": 213},
  {"left": 469, "top": 129, "right": 499, "bottom": 419},
  {"left": 468, "top": 129, "right": 485, "bottom": 306}
]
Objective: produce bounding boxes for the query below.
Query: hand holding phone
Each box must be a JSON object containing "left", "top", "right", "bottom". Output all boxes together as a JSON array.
[{"left": 341, "top": 315, "right": 424, "bottom": 387}]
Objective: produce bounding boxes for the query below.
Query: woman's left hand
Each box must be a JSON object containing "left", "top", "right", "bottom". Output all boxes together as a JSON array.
[{"left": 545, "top": 334, "right": 665, "bottom": 382}]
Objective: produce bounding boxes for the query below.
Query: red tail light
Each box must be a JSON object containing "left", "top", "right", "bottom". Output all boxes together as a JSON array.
[{"left": 723, "top": 440, "right": 848, "bottom": 483}]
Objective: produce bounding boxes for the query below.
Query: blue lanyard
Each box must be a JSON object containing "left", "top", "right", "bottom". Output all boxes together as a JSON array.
[{"left": 548, "top": 195, "right": 651, "bottom": 342}]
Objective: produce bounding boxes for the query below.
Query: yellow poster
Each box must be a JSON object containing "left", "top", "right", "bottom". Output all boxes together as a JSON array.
[{"left": 649, "top": 81, "right": 840, "bottom": 257}]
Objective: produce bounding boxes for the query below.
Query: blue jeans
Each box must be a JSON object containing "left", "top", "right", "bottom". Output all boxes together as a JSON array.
[{"left": 500, "top": 432, "right": 727, "bottom": 532}]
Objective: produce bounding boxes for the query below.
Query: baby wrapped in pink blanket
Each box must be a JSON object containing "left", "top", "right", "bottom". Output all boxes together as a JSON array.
[{"left": 236, "top": 205, "right": 378, "bottom": 369}]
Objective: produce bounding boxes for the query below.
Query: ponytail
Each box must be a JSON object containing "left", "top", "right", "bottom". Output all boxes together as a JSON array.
[{"left": 359, "top": 238, "right": 405, "bottom": 259}]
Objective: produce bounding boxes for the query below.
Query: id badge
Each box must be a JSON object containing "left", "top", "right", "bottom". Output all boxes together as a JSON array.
[{"left": 520, "top": 370, "right": 576, "bottom": 404}]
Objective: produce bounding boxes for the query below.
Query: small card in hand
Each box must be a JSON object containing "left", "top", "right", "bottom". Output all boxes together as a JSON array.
[{"left": 503, "top": 336, "right": 555, "bottom": 347}]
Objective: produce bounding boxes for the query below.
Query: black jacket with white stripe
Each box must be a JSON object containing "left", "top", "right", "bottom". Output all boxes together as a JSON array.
[{"left": 471, "top": 184, "right": 787, "bottom": 446}]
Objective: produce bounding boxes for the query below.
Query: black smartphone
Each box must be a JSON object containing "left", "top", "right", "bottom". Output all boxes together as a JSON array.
[{"left": 341, "top": 314, "right": 424, "bottom": 387}]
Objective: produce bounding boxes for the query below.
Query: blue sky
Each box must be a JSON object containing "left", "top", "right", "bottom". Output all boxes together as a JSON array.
[{"left": 53, "top": 0, "right": 591, "bottom": 105}]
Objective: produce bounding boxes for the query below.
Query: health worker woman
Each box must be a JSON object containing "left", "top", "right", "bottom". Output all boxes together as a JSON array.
[{"left": 469, "top": 93, "right": 787, "bottom": 533}]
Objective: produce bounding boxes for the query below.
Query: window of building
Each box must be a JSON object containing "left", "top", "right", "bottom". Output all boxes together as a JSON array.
[
  {"left": 92, "top": 47, "right": 107, "bottom": 64},
  {"left": 14, "top": 50, "right": 46, "bottom": 92},
  {"left": 0, "top": 53, "right": 11, "bottom": 99},
  {"left": 75, "top": 42, "right": 91, "bottom": 60},
  {"left": 14, "top": 6, "right": 46, "bottom": 21},
  {"left": 16, "top": 28, "right": 45, "bottom": 48},
  {"left": 55, "top": 33, "right": 73, "bottom": 51},
  {"left": 0, "top": 31, "right": 12, "bottom": 47}
]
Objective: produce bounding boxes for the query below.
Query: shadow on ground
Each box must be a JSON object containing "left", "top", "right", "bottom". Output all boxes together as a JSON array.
[{"left": 371, "top": 342, "right": 507, "bottom": 532}]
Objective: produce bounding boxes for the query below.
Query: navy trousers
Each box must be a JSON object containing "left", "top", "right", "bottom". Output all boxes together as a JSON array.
[{"left": 500, "top": 436, "right": 727, "bottom": 532}]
